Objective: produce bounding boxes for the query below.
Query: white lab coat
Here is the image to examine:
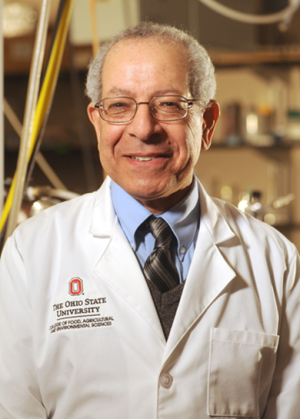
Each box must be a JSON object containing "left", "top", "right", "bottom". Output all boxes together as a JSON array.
[{"left": 0, "top": 177, "right": 300, "bottom": 419}]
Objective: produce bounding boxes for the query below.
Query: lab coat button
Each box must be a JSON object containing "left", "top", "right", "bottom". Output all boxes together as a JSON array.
[{"left": 159, "top": 372, "right": 173, "bottom": 389}]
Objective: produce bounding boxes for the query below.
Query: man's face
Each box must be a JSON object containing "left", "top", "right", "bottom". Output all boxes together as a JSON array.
[{"left": 88, "top": 39, "right": 218, "bottom": 213}]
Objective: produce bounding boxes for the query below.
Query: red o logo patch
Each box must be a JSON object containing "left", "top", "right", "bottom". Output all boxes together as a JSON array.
[{"left": 69, "top": 278, "right": 83, "bottom": 296}]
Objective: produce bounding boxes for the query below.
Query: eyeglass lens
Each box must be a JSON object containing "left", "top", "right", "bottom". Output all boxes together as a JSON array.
[{"left": 99, "top": 96, "right": 190, "bottom": 122}]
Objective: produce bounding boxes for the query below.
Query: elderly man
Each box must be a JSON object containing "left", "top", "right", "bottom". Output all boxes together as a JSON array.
[{"left": 1, "top": 22, "right": 300, "bottom": 419}]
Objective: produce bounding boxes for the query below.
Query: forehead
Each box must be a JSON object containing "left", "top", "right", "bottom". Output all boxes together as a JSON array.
[
  {"left": 105, "top": 37, "right": 188, "bottom": 64},
  {"left": 101, "top": 38, "right": 189, "bottom": 96}
]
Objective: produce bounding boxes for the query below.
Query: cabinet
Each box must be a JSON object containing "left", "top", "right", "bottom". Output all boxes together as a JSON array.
[
  {"left": 195, "top": 49, "right": 300, "bottom": 251},
  {"left": 195, "top": 143, "right": 300, "bottom": 251}
]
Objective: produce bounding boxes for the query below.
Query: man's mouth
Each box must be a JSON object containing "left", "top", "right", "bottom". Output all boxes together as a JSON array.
[{"left": 130, "top": 156, "right": 156, "bottom": 161}]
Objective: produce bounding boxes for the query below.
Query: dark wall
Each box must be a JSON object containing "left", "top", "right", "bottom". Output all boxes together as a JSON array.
[
  {"left": 140, "top": 0, "right": 300, "bottom": 49},
  {"left": 140, "top": 0, "right": 258, "bottom": 51},
  {"left": 4, "top": 72, "right": 103, "bottom": 194}
]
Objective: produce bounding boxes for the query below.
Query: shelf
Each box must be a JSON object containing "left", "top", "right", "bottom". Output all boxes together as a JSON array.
[
  {"left": 276, "top": 224, "right": 300, "bottom": 230},
  {"left": 209, "top": 141, "right": 300, "bottom": 164},
  {"left": 211, "top": 141, "right": 300, "bottom": 150},
  {"left": 209, "top": 47, "right": 300, "bottom": 67}
]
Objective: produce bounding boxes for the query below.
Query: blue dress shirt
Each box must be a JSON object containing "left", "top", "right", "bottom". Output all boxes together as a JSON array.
[{"left": 110, "top": 178, "right": 200, "bottom": 283}]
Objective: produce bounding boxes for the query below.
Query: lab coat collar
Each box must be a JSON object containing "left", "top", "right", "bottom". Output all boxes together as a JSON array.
[
  {"left": 90, "top": 177, "right": 166, "bottom": 344},
  {"left": 162, "top": 179, "right": 237, "bottom": 362},
  {"left": 197, "top": 177, "right": 236, "bottom": 245},
  {"left": 90, "top": 177, "right": 238, "bottom": 355},
  {"left": 90, "top": 176, "right": 235, "bottom": 244},
  {"left": 89, "top": 176, "right": 116, "bottom": 237}
]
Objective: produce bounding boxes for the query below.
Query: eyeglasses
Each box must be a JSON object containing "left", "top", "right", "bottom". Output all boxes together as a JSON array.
[{"left": 94, "top": 95, "right": 199, "bottom": 123}]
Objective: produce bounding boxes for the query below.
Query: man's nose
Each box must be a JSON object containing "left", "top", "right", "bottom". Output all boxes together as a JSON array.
[{"left": 127, "top": 102, "right": 162, "bottom": 141}]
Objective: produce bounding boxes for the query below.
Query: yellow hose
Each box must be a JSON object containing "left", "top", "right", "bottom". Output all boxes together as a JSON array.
[
  {"left": 1, "top": 0, "right": 74, "bottom": 235},
  {"left": 89, "top": 0, "right": 99, "bottom": 56}
]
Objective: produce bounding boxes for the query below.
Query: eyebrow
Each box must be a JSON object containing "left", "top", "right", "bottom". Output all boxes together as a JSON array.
[
  {"left": 106, "top": 87, "right": 184, "bottom": 97},
  {"left": 108, "top": 87, "right": 131, "bottom": 96}
]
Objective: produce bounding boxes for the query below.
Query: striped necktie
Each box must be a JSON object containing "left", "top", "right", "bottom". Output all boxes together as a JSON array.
[{"left": 143, "top": 216, "right": 180, "bottom": 293}]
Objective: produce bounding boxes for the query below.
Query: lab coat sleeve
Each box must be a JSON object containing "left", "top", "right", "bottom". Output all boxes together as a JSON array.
[
  {"left": 0, "top": 235, "right": 47, "bottom": 419},
  {"left": 264, "top": 246, "right": 300, "bottom": 419}
]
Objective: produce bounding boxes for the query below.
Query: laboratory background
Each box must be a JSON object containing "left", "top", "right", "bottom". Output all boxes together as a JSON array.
[{"left": 1, "top": 0, "right": 300, "bottom": 251}]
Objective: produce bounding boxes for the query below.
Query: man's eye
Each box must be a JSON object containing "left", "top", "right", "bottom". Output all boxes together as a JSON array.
[
  {"left": 109, "top": 102, "right": 130, "bottom": 109},
  {"left": 159, "top": 101, "right": 183, "bottom": 111},
  {"left": 161, "top": 101, "right": 177, "bottom": 107}
]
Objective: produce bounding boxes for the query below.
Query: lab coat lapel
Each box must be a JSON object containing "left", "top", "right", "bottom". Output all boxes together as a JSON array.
[
  {"left": 90, "top": 178, "right": 165, "bottom": 344},
  {"left": 163, "top": 181, "right": 237, "bottom": 362}
]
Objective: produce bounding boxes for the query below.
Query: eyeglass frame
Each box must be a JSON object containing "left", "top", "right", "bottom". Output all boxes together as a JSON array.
[{"left": 94, "top": 95, "right": 201, "bottom": 124}]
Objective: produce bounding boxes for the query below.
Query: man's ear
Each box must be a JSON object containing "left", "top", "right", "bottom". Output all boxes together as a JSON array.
[
  {"left": 201, "top": 100, "right": 220, "bottom": 151},
  {"left": 87, "top": 103, "right": 101, "bottom": 133},
  {"left": 87, "top": 103, "right": 102, "bottom": 151}
]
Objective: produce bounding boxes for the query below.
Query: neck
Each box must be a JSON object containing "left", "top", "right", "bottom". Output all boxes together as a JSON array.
[{"left": 136, "top": 184, "right": 193, "bottom": 214}]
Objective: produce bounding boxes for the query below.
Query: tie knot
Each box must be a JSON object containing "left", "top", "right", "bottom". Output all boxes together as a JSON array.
[{"left": 148, "top": 216, "right": 173, "bottom": 249}]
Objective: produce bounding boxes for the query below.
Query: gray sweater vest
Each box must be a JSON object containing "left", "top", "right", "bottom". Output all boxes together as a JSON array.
[{"left": 146, "top": 280, "right": 185, "bottom": 339}]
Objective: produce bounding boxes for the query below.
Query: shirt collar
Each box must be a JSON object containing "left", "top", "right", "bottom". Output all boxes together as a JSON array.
[{"left": 110, "top": 177, "right": 200, "bottom": 252}]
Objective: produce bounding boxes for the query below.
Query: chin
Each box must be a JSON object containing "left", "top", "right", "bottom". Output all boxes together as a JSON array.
[{"left": 126, "top": 188, "right": 163, "bottom": 202}]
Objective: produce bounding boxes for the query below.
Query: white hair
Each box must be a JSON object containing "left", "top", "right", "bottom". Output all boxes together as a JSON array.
[{"left": 86, "top": 21, "right": 216, "bottom": 108}]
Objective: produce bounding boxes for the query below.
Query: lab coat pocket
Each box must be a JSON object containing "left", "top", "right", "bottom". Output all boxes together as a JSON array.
[{"left": 208, "top": 328, "right": 279, "bottom": 418}]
